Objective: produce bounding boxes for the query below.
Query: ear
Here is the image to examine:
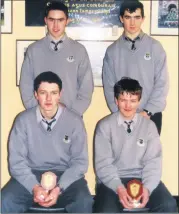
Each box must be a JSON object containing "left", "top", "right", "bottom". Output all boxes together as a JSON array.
[
  {"left": 119, "top": 16, "right": 124, "bottom": 24},
  {"left": 66, "top": 18, "right": 71, "bottom": 26},
  {"left": 44, "top": 17, "right": 47, "bottom": 25},
  {"left": 115, "top": 98, "right": 118, "bottom": 106},
  {"left": 34, "top": 91, "right": 38, "bottom": 100}
]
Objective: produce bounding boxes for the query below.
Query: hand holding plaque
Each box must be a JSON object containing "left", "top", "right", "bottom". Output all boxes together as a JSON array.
[{"left": 126, "top": 179, "right": 143, "bottom": 208}]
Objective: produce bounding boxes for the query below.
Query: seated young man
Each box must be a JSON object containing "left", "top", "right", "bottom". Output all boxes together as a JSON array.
[
  {"left": 93, "top": 77, "right": 177, "bottom": 213},
  {"left": 1, "top": 71, "right": 93, "bottom": 213}
]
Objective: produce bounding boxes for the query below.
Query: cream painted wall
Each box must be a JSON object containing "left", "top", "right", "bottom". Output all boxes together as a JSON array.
[{"left": 1, "top": 1, "right": 178, "bottom": 195}]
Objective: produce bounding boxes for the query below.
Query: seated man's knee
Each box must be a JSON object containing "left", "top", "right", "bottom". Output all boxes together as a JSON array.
[
  {"left": 164, "top": 197, "right": 178, "bottom": 212},
  {"left": 66, "top": 193, "right": 93, "bottom": 213}
]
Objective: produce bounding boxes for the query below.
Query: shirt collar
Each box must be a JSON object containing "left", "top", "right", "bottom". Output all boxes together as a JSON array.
[
  {"left": 47, "top": 33, "right": 67, "bottom": 43},
  {"left": 123, "top": 30, "right": 144, "bottom": 41},
  {"left": 117, "top": 112, "right": 138, "bottom": 127},
  {"left": 36, "top": 105, "right": 63, "bottom": 123}
]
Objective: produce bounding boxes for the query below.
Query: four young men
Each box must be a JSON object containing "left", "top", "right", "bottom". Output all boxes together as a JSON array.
[{"left": 2, "top": 0, "right": 176, "bottom": 213}]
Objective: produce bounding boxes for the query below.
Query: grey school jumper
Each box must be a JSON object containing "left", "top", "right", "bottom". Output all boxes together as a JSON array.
[
  {"left": 103, "top": 33, "right": 169, "bottom": 114},
  {"left": 95, "top": 112, "right": 162, "bottom": 194},
  {"left": 9, "top": 107, "right": 88, "bottom": 193},
  {"left": 20, "top": 35, "right": 94, "bottom": 116}
]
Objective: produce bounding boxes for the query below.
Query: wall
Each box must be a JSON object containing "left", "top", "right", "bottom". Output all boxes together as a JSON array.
[{"left": 1, "top": 1, "right": 178, "bottom": 195}]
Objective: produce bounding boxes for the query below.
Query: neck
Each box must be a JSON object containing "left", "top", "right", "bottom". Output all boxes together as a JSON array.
[
  {"left": 124, "top": 30, "right": 141, "bottom": 40},
  {"left": 40, "top": 106, "right": 58, "bottom": 120},
  {"left": 49, "top": 33, "right": 65, "bottom": 41},
  {"left": 121, "top": 113, "right": 136, "bottom": 121}
]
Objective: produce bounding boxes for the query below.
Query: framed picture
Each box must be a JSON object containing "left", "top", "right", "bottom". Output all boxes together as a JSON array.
[
  {"left": 25, "top": 0, "right": 122, "bottom": 28},
  {"left": 1, "top": 0, "right": 12, "bottom": 33},
  {"left": 150, "top": 0, "right": 178, "bottom": 36},
  {"left": 78, "top": 40, "right": 113, "bottom": 86},
  {"left": 16, "top": 40, "right": 36, "bottom": 86}
]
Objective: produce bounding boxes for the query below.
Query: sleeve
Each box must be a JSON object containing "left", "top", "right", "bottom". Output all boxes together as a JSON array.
[
  {"left": 142, "top": 121, "right": 162, "bottom": 194},
  {"left": 144, "top": 42, "right": 169, "bottom": 114},
  {"left": 102, "top": 50, "right": 118, "bottom": 113},
  {"left": 58, "top": 118, "right": 88, "bottom": 190},
  {"left": 9, "top": 116, "right": 39, "bottom": 194},
  {"left": 94, "top": 121, "right": 124, "bottom": 193},
  {"left": 19, "top": 49, "right": 38, "bottom": 109},
  {"left": 70, "top": 47, "right": 94, "bottom": 116}
]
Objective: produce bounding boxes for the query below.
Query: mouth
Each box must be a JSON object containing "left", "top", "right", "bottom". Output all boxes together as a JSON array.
[
  {"left": 124, "top": 109, "right": 132, "bottom": 112},
  {"left": 45, "top": 103, "right": 52, "bottom": 107}
]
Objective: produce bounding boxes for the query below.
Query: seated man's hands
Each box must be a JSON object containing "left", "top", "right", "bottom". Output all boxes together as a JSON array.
[
  {"left": 138, "top": 187, "right": 149, "bottom": 208},
  {"left": 38, "top": 186, "right": 61, "bottom": 207},
  {"left": 117, "top": 186, "right": 134, "bottom": 210},
  {"left": 33, "top": 185, "right": 48, "bottom": 203}
]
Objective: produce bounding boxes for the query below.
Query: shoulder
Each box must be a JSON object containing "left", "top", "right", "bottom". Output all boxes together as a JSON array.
[
  {"left": 63, "top": 107, "right": 85, "bottom": 127},
  {"left": 138, "top": 114, "right": 159, "bottom": 137},
  {"left": 27, "top": 37, "right": 46, "bottom": 51},
  {"left": 14, "top": 107, "right": 36, "bottom": 125},
  {"left": 96, "top": 112, "right": 118, "bottom": 130},
  {"left": 144, "top": 34, "right": 165, "bottom": 52},
  {"left": 67, "top": 38, "right": 87, "bottom": 53}
]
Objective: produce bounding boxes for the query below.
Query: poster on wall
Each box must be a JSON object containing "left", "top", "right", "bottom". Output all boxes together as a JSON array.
[
  {"left": 25, "top": 0, "right": 122, "bottom": 27},
  {"left": 150, "top": 0, "right": 178, "bottom": 35},
  {"left": 1, "top": 0, "right": 12, "bottom": 33},
  {"left": 16, "top": 40, "right": 112, "bottom": 86}
]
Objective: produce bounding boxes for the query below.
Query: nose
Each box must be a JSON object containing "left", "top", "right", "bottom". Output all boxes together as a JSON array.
[
  {"left": 130, "top": 18, "right": 135, "bottom": 25},
  {"left": 53, "top": 20, "right": 59, "bottom": 29},
  {"left": 46, "top": 93, "right": 52, "bottom": 101},
  {"left": 125, "top": 101, "right": 131, "bottom": 109}
]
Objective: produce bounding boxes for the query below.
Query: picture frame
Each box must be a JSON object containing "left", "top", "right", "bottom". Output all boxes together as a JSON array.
[
  {"left": 78, "top": 40, "right": 113, "bottom": 86},
  {"left": 1, "top": 0, "right": 12, "bottom": 33},
  {"left": 150, "top": 0, "right": 178, "bottom": 36},
  {"left": 16, "top": 40, "right": 36, "bottom": 86}
]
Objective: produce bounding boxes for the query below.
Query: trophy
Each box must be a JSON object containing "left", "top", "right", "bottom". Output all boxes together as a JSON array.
[
  {"left": 126, "top": 179, "right": 143, "bottom": 208},
  {"left": 41, "top": 171, "right": 57, "bottom": 193}
]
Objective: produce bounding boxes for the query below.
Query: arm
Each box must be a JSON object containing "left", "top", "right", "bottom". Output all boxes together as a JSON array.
[
  {"left": 9, "top": 115, "right": 39, "bottom": 193},
  {"left": 142, "top": 121, "right": 162, "bottom": 194},
  {"left": 102, "top": 50, "right": 118, "bottom": 113},
  {"left": 144, "top": 42, "right": 169, "bottom": 114},
  {"left": 58, "top": 118, "right": 88, "bottom": 190},
  {"left": 71, "top": 48, "right": 94, "bottom": 116},
  {"left": 94, "top": 121, "right": 124, "bottom": 193},
  {"left": 19, "top": 49, "right": 38, "bottom": 109}
]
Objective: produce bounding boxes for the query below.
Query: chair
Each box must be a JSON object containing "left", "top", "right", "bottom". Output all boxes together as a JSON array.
[{"left": 27, "top": 203, "right": 65, "bottom": 213}]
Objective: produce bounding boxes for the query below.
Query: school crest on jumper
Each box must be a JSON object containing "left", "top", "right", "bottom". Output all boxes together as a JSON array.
[
  {"left": 137, "top": 138, "right": 145, "bottom": 147},
  {"left": 67, "top": 56, "right": 75, "bottom": 63},
  {"left": 63, "top": 135, "right": 71, "bottom": 144},
  {"left": 144, "top": 52, "right": 151, "bottom": 60}
]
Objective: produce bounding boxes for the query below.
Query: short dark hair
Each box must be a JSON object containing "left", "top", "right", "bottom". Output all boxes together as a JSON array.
[
  {"left": 114, "top": 77, "right": 142, "bottom": 100},
  {"left": 120, "top": 0, "right": 144, "bottom": 18},
  {"left": 44, "top": 1, "right": 68, "bottom": 18},
  {"left": 34, "top": 71, "right": 62, "bottom": 92}
]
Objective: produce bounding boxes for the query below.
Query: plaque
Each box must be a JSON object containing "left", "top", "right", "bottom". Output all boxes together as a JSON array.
[
  {"left": 127, "top": 179, "right": 143, "bottom": 208},
  {"left": 41, "top": 171, "right": 57, "bottom": 192}
]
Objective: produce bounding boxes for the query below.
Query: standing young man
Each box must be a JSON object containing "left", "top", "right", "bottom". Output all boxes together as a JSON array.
[
  {"left": 103, "top": 0, "right": 169, "bottom": 134},
  {"left": 2, "top": 72, "right": 93, "bottom": 213},
  {"left": 93, "top": 77, "right": 176, "bottom": 213},
  {"left": 20, "top": 1, "right": 94, "bottom": 116}
]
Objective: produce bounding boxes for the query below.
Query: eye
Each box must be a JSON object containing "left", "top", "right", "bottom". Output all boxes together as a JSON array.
[{"left": 124, "top": 16, "right": 130, "bottom": 19}]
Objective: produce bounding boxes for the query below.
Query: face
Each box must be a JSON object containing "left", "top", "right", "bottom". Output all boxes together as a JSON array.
[
  {"left": 35, "top": 82, "right": 61, "bottom": 118},
  {"left": 115, "top": 92, "right": 140, "bottom": 120},
  {"left": 120, "top": 9, "right": 144, "bottom": 37},
  {"left": 44, "top": 10, "right": 69, "bottom": 40}
]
